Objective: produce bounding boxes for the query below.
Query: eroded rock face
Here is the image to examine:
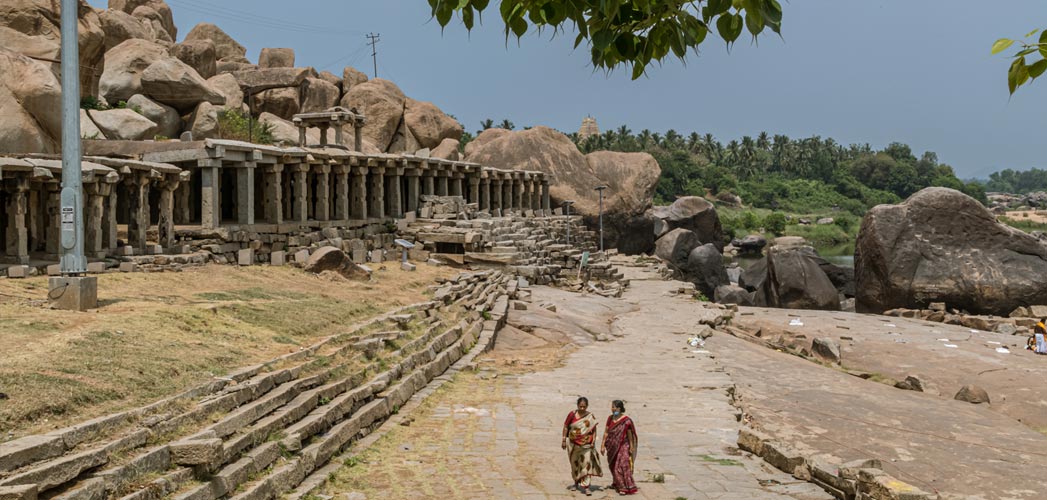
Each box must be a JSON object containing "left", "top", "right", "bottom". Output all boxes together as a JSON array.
[
  {"left": 0, "top": 49, "right": 62, "bottom": 153},
  {"left": 855, "top": 187, "right": 1047, "bottom": 316},
  {"left": 339, "top": 78, "right": 405, "bottom": 151},
  {"left": 0, "top": 0, "right": 105, "bottom": 96},
  {"left": 183, "top": 22, "right": 245, "bottom": 62}
]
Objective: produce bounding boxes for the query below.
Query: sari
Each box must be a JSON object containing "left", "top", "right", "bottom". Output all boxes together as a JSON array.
[
  {"left": 565, "top": 410, "right": 602, "bottom": 488},
  {"left": 605, "top": 415, "right": 638, "bottom": 495}
]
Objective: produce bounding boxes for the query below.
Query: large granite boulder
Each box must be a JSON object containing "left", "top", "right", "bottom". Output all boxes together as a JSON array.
[
  {"left": 171, "top": 39, "right": 216, "bottom": 79},
  {"left": 186, "top": 101, "right": 218, "bottom": 140},
  {"left": 664, "top": 196, "right": 725, "bottom": 251},
  {"left": 761, "top": 245, "right": 841, "bottom": 311},
  {"left": 256, "top": 87, "right": 299, "bottom": 120},
  {"left": 88, "top": 108, "right": 157, "bottom": 140},
  {"left": 431, "top": 138, "right": 460, "bottom": 161},
  {"left": 109, "top": 0, "right": 176, "bottom": 40},
  {"left": 259, "top": 112, "right": 319, "bottom": 147},
  {"left": 129, "top": 5, "right": 173, "bottom": 45},
  {"left": 304, "top": 247, "right": 371, "bottom": 280},
  {"left": 98, "top": 9, "right": 152, "bottom": 51},
  {"left": 342, "top": 66, "right": 368, "bottom": 91},
  {"left": 685, "top": 243, "right": 729, "bottom": 298},
  {"left": 856, "top": 187, "right": 1047, "bottom": 315},
  {"left": 404, "top": 98, "right": 463, "bottom": 150},
  {"left": 655, "top": 228, "right": 700, "bottom": 271},
  {"left": 139, "top": 55, "right": 225, "bottom": 112},
  {"left": 127, "top": 94, "right": 179, "bottom": 138},
  {"left": 205, "top": 73, "right": 243, "bottom": 111},
  {"left": 100, "top": 38, "right": 167, "bottom": 103},
  {"left": 299, "top": 77, "right": 340, "bottom": 114},
  {"left": 733, "top": 234, "right": 768, "bottom": 256},
  {"left": 0, "top": 49, "right": 62, "bottom": 153},
  {"left": 259, "top": 47, "right": 295, "bottom": 69},
  {"left": 739, "top": 257, "right": 768, "bottom": 292},
  {"left": 715, "top": 285, "right": 756, "bottom": 307},
  {"left": 585, "top": 151, "right": 661, "bottom": 216},
  {"left": 0, "top": 0, "right": 105, "bottom": 96},
  {"left": 464, "top": 127, "right": 510, "bottom": 157},
  {"left": 183, "top": 22, "right": 245, "bottom": 62},
  {"left": 340, "top": 78, "right": 405, "bottom": 151}
]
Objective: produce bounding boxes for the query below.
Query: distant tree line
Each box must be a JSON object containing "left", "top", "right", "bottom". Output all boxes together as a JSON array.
[
  {"left": 568, "top": 128, "right": 988, "bottom": 215},
  {"left": 983, "top": 168, "right": 1047, "bottom": 194}
]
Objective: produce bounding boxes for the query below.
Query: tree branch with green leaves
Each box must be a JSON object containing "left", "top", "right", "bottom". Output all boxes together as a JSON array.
[
  {"left": 428, "top": 0, "right": 783, "bottom": 79},
  {"left": 992, "top": 29, "right": 1047, "bottom": 94}
]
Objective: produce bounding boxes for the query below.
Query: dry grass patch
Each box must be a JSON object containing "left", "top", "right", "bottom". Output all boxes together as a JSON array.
[{"left": 0, "top": 263, "right": 456, "bottom": 437}]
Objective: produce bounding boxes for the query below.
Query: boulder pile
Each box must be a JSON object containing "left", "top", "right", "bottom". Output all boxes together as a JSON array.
[
  {"left": 0, "top": 0, "right": 463, "bottom": 152},
  {"left": 855, "top": 187, "right": 1047, "bottom": 316}
]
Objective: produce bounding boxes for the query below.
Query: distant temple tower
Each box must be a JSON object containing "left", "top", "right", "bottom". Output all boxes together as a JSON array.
[{"left": 578, "top": 116, "right": 600, "bottom": 141}]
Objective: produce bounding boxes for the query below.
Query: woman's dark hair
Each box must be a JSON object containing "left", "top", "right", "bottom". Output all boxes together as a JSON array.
[
  {"left": 612, "top": 400, "right": 626, "bottom": 413},
  {"left": 577, "top": 396, "right": 589, "bottom": 406}
]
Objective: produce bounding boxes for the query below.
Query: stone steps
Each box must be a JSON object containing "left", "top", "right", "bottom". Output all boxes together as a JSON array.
[{"left": 0, "top": 271, "right": 515, "bottom": 500}]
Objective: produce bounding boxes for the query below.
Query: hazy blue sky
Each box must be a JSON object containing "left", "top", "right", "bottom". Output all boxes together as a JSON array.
[{"left": 89, "top": 0, "right": 1046, "bottom": 178}]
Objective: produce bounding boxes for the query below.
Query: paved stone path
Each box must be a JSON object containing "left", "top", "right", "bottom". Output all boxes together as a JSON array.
[{"left": 323, "top": 266, "right": 831, "bottom": 499}]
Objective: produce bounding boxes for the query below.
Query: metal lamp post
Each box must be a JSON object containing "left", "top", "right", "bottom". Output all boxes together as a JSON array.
[
  {"left": 594, "top": 185, "right": 607, "bottom": 253},
  {"left": 562, "top": 200, "right": 575, "bottom": 245},
  {"left": 50, "top": 0, "right": 97, "bottom": 310}
]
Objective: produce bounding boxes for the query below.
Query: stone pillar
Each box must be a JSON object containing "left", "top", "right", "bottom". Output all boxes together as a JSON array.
[
  {"left": 406, "top": 172, "right": 420, "bottom": 214},
  {"left": 368, "top": 167, "right": 385, "bottom": 219},
  {"left": 84, "top": 183, "right": 106, "bottom": 258},
  {"left": 199, "top": 163, "right": 221, "bottom": 229},
  {"left": 513, "top": 177, "right": 524, "bottom": 211},
  {"left": 350, "top": 167, "right": 368, "bottom": 220},
  {"left": 264, "top": 165, "right": 283, "bottom": 224},
  {"left": 542, "top": 180, "right": 551, "bottom": 212},
  {"left": 468, "top": 176, "right": 480, "bottom": 207},
  {"left": 450, "top": 174, "right": 463, "bottom": 197},
  {"left": 353, "top": 123, "right": 363, "bottom": 152},
  {"left": 531, "top": 179, "right": 540, "bottom": 210},
  {"left": 436, "top": 173, "right": 449, "bottom": 196},
  {"left": 386, "top": 169, "right": 402, "bottom": 218},
  {"left": 293, "top": 164, "right": 309, "bottom": 222},
  {"left": 503, "top": 178, "right": 513, "bottom": 213},
  {"left": 28, "top": 189, "right": 42, "bottom": 253},
  {"left": 423, "top": 171, "right": 435, "bottom": 196},
  {"left": 124, "top": 173, "right": 150, "bottom": 250},
  {"left": 174, "top": 182, "right": 192, "bottom": 224},
  {"left": 480, "top": 177, "right": 491, "bottom": 211},
  {"left": 158, "top": 177, "right": 180, "bottom": 248},
  {"left": 314, "top": 165, "right": 331, "bottom": 221},
  {"left": 492, "top": 178, "right": 503, "bottom": 214},
  {"left": 520, "top": 178, "right": 531, "bottom": 211},
  {"left": 104, "top": 187, "right": 118, "bottom": 250},
  {"left": 4, "top": 178, "right": 29, "bottom": 264},
  {"left": 45, "top": 184, "right": 60, "bottom": 255},
  {"left": 237, "top": 163, "right": 255, "bottom": 225},
  {"left": 333, "top": 165, "right": 350, "bottom": 221}
]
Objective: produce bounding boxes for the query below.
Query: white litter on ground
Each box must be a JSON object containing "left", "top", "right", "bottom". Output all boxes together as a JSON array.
[
  {"left": 937, "top": 338, "right": 950, "bottom": 342},
  {"left": 944, "top": 344, "right": 959, "bottom": 348},
  {"left": 986, "top": 341, "right": 1002, "bottom": 345},
  {"left": 789, "top": 319, "right": 804, "bottom": 326},
  {"left": 996, "top": 347, "right": 1011, "bottom": 354}
]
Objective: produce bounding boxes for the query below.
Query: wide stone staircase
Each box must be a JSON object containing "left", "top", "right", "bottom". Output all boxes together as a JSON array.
[{"left": 0, "top": 271, "right": 517, "bottom": 500}]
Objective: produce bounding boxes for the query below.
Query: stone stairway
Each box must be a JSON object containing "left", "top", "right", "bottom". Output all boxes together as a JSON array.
[{"left": 0, "top": 271, "right": 516, "bottom": 500}]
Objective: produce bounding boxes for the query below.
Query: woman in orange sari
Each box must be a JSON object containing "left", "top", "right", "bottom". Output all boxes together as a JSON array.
[
  {"left": 562, "top": 396, "right": 602, "bottom": 495},
  {"left": 601, "top": 400, "right": 638, "bottom": 495}
]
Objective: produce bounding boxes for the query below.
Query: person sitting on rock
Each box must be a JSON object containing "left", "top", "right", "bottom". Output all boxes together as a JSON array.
[{"left": 1034, "top": 321, "right": 1047, "bottom": 355}]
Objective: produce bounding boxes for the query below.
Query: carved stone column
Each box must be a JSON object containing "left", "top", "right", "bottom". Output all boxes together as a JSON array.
[
  {"left": 313, "top": 164, "right": 331, "bottom": 221},
  {"left": 368, "top": 167, "right": 385, "bottom": 219},
  {"left": 333, "top": 165, "right": 350, "bottom": 221},
  {"left": 264, "top": 164, "right": 284, "bottom": 224},
  {"left": 406, "top": 170, "right": 420, "bottom": 214},
  {"left": 293, "top": 164, "right": 309, "bottom": 222},
  {"left": 123, "top": 172, "right": 151, "bottom": 250},
  {"left": 199, "top": 161, "right": 221, "bottom": 229},
  {"left": 4, "top": 177, "right": 30, "bottom": 264},
  {"left": 351, "top": 167, "right": 368, "bottom": 220}
]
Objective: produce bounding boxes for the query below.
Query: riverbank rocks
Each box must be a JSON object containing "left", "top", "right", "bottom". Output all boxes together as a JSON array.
[
  {"left": 811, "top": 337, "right": 841, "bottom": 364},
  {"left": 733, "top": 234, "right": 767, "bottom": 256},
  {"left": 855, "top": 187, "right": 1047, "bottom": 316},
  {"left": 655, "top": 228, "right": 700, "bottom": 270},
  {"left": 761, "top": 245, "right": 840, "bottom": 311},
  {"left": 685, "top": 243, "right": 729, "bottom": 298}
]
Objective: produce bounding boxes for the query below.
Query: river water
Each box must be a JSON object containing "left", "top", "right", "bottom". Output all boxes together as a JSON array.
[{"left": 734, "top": 243, "right": 855, "bottom": 269}]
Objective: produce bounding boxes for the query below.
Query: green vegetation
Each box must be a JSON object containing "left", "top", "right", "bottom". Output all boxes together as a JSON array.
[
  {"left": 1000, "top": 216, "right": 1047, "bottom": 232},
  {"left": 216, "top": 109, "right": 274, "bottom": 145},
  {"left": 570, "top": 128, "right": 986, "bottom": 229},
  {"left": 431, "top": 0, "right": 783, "bottom": 79},
  {"left": 984, "top": 168, "right": 1047, "bottom": 193}
]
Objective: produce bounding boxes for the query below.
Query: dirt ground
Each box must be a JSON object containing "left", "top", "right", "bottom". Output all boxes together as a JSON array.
[
  {"left": 0, "top": 263, "right": 456, "bottom": 437},
  {"left": 1005, "top": 210, "right": 1047, "bottom": 224}
]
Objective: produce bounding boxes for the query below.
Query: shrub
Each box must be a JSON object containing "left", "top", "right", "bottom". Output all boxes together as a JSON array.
[
  {"left": 216, "top": 109, "right": 274, "bottom": 145},
  {"left": 763, "top": 212, "right": 787, "bottom": 234}
]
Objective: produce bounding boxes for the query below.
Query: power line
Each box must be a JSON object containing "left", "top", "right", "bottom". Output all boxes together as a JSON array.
[
  {"left": 366, "top": 33, "right": 380, "bottom": 79},
  {"left": 167, "top": 0, "right": 358, "bottom": 36}
]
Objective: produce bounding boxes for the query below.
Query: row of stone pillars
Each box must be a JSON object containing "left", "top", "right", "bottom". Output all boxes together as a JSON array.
[{"left": 183, "top": 159, "right": 553, "bottom": 229}]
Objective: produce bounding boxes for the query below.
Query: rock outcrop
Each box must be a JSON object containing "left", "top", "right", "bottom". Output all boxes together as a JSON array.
[
  {"left": 258, "top": 47, "right": 294, "bottom": 69},
  {"left": 404, "top": 98, "right": 463, "bottom": 150},
  {"left": 431, "top": 138, "right": 460, "bottom": 161},
  {"left": 655, "top": 228, "right": 700, "bottom": 271},
  {"left": 855, "top": 187, "right": 1047, "bottom": 316},
  {"left": 340, "top": 78, "right": 406, "bottom": 151},
  {"left": 171, "top": 39, "right": 216, "bottom": 79},
  {"left": 663, "top": 196, "right": 725, "bottom": 251},
  {"left": 0, "top": 0, "right": 106, "bottom": 96},
  {"left": 685, "top": 243, "right": 729, "bottom": 298},
  {"left": 109, "top": 0, "right": 177, "bottom": 40},
  {"left": 759, "top": 245, "right": 840, "bottom": 311},
  {"left": 183, "top": 22, "right": 245, "bottom": 62},
  {"left": 88, "top": 107, "right": 157, "bottom": 140},
  {"left": 0, "top": 48, "right": 62, "bottom": 153}
]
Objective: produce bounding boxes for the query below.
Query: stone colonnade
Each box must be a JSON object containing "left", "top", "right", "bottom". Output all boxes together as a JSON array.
[{"left": 0, "top": 156, "right": 186, "bottom": 264}]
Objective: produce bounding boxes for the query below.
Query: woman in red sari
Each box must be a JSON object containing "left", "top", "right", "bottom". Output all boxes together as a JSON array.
[
  {"left": 562, "top": 396, "right": 602, "bottom": 496},
  {"left": 601, "top": 400, "right": 638, "bottom": 495}
]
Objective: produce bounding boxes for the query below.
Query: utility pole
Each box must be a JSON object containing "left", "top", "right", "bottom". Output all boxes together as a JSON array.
[
  {"left": 51, "top": 0, "right": 97, "bottom": 310},
  {"left": 563, "top": 200, "right": 575, "bottom": 246},
  {"left": 366, "top": 33, "right": 380, "bottom": 78}
]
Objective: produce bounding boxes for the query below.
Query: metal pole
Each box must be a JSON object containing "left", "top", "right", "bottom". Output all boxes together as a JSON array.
[
  {"left": 59, "top": 0, "right": 86, "bottom": 275},
  {"left": 563, "top": 201, "right": 573, "bottom": 246},
  {"left": 595, "top": 185, "right": 607, "bottom": 252}
]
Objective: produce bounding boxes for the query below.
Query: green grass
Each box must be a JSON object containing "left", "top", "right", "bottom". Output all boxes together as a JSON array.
[
  {"left": 1000, "top": 216, "right": 1047, "bottom": 232},
  {"left": 697, "top": 454, "right": 743, "bottom": 466}
]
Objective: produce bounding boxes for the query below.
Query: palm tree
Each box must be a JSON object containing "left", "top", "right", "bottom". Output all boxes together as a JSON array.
[
  {"left": 498, "top": 119, "right": 515, "bottom": 130},
  {"left": 638, "top": 129, "right": 653, "bottom": 149},
  {"left": 687, "top": 132, "right": 701, "bottom": 153},
  {"left": 479, "top": 119, "right": 495, "bottom": 133},
  {"left": 664, "top": 129, "right": 682, "bottom": 149},
  {"left": 756, "top": 131, "right": 770, "bottom": 151}
]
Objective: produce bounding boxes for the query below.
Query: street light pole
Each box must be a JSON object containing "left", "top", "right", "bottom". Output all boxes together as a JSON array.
[
  {"left": 50, "top": 0, "right": 97, "bottom": 310},
  {"left": 563, "top": 200, "right": 575, "bottom": 245},
  {"left": 595, "top": 185, "right": 607, "bottom": 253}
]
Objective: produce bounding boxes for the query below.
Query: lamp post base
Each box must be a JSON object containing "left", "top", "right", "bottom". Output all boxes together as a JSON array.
[{"left": 49, "top": 276, "right": 98, "bottom": 311}]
